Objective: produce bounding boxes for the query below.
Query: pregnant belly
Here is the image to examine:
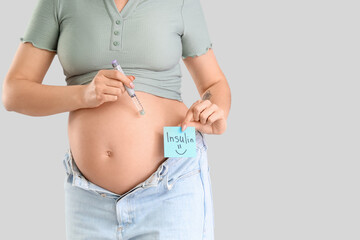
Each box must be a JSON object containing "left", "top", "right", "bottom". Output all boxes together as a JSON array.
[{"left": 67, "top": 91, "right": 189, "bottom": 195}]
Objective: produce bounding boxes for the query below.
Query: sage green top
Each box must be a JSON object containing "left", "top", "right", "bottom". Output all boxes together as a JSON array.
[{"left": 20, "top": 0, "right": 213, "bottom": 102}]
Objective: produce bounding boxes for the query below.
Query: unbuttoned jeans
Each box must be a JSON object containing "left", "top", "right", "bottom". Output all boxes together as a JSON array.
[{"left": 62, "top": 130, "right": 215, "bottom": 240}]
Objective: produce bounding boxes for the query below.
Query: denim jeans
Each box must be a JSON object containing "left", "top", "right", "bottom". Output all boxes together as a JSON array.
[{"left": 62, "top": 130, "right": 215, "bottom": 240}]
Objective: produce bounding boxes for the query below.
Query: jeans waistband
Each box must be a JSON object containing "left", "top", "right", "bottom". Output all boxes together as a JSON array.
[{"left": 62, "top": 130, "right": 208, "bottom": 198}]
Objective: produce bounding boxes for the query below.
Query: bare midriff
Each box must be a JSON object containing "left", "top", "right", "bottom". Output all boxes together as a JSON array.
[{"left": 68, "top": 91, "right": 189, "bottom": 195}]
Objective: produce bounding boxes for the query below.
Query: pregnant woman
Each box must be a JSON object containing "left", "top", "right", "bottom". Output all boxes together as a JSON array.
[{"left": 3, "top": 0, "right": 231, "bottom": 239}]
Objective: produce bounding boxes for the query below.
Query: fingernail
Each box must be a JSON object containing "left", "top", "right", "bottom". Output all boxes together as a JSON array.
[
  {"left": 182, "top": 124, "right": 186, "bottom": 132},
  {"left": 130, "top": 82, "right": 135, "bottom": 88}
]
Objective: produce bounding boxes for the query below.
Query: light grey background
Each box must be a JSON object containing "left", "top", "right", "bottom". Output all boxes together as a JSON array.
[{"left": 1, "top": 0, "right": 359, "bottom": 239}]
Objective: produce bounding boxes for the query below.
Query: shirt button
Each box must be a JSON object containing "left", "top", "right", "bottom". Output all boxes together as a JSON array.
[
  {"left": 100, "top": 193, "right": 106, "bottom": 197},
  {"left": 116, "top": 20, "right": 121, "bottom": 25},
  {"left": 113, "top": 41, "right": 119, "bottom": 46},
  {"left": 114, "top": 30, "right": 119, "bottom": 35}
]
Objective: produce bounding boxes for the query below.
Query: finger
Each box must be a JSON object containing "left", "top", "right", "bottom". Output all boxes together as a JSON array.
[
  {"left": 102, "top": 94, "right": 118, "bottom": 103},
  {"left": 199, "top": 104, "right": 218, "bottom": 125},
  {"left": 186, "top": 121, "right": 212, "bottom": 134},
  {"left": 180, "top": 99, "right": 204, "bottom": 131},
  {"left": 103, "top": 85, "right": 123, "bottom": 97},
  {"left": 102, "top": 69, "right": 134, "bottom": 89},
  {"left": 185, "top": 99, "right": 202, "bottom": 115},
  {"left": 192, "top": 100, "right": 212, "bottom": 122},
  {"left": 127, "top": 75, "right": 135, "bottom": 81},
  {"left": 206, "top": 110, "right": 223, "bottom": 125},
  {"left": 182, "top": 99, "right": 207, "bottom": 131},
  {"left": 106, "top": 78, "right": 126, "bottom": 93},
  {"left": 182, "top": 110, "right": 194, "bottom": 131},
  {"left": 105, "top": 78, "right": 126, "bottom": 93}
]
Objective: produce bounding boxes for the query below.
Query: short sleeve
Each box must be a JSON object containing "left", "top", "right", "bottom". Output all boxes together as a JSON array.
[
  {"left": 20, "top": 0, "right": 60, "bottom": 52},
  {"left": 181, "top": 0, "right": 213, "bottom": 59}
]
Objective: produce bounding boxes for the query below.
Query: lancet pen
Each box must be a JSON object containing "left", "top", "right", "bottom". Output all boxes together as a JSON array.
[{"left": 112, "top": 59, "right": 145, "bottom": 116}]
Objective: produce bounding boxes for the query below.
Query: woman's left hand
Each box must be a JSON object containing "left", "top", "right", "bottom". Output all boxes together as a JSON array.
[{"left": 177, "top": 99, "right": 227, "bottom": 135}]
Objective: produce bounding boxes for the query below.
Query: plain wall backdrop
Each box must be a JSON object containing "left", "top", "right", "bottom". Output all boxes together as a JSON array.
[{"left": 1, "top": 0, "right": 359, "bottom": 239}]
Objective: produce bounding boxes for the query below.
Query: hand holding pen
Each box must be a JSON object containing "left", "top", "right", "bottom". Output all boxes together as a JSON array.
[
  {"left": 112, "top": 59, "right": 145, "bottom": 115},
  {"left": 80, "top": 69, "right": 136, "bottom": 108}
]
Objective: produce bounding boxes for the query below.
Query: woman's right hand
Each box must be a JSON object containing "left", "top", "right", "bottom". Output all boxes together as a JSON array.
[{"left": 81, "top": 69, "right": 135, "bottom": 108}]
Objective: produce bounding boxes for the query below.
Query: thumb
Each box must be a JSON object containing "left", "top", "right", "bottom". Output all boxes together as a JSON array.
[{"left": 184, "top": 121, "right": 201, "bottom": 131}]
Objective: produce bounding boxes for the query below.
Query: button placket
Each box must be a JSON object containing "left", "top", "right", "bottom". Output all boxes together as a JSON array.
[
  {"left": 111, "top": 18, "right": 123, "bottom": 50},
  {"left": 103, "top": 0, "right": 140, "bottom": 51}
]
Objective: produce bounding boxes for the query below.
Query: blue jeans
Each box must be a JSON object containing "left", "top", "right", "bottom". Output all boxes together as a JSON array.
[{"left": 62, "top": 130, "right": 215, "bottom": 240}]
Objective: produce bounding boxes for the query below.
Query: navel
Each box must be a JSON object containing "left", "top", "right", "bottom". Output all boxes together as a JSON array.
[{"left": 106, "top": 150, "right": 113, "bottom": 157}]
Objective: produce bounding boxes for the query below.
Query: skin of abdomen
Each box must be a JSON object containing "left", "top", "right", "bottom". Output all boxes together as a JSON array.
[{"left": 67, "top": 91, "right": 188, "bottom": 195}]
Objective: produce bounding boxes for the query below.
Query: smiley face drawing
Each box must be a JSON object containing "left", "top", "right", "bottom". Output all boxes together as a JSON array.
[
  {"left": 175, "top": 148, "right": 187, "bottom": 155},
  {"left": 163, "top": 126, "right": 197, "bottom": 157}
]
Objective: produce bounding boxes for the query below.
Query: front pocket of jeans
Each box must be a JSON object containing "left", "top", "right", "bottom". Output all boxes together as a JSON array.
[{"left": 166, "top": 168, "right": 201, "bottom": 190}]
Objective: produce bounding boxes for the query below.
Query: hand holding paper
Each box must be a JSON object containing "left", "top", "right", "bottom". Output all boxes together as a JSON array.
[{"left": 177, "top": 98, "right": 227, "bottom": 135}]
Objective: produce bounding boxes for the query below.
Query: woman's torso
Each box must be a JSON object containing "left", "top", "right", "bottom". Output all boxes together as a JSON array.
[
  {"left": 68, "top": 91, "right": 188, "bottom": 195},
  {"left": 61, "top": 0, "right": 190, "bottom": 195}
]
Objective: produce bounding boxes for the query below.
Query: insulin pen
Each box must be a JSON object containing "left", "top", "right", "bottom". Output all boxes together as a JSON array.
[{"left": 112, "top": 59, "right": 145, "bottom": 116}]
